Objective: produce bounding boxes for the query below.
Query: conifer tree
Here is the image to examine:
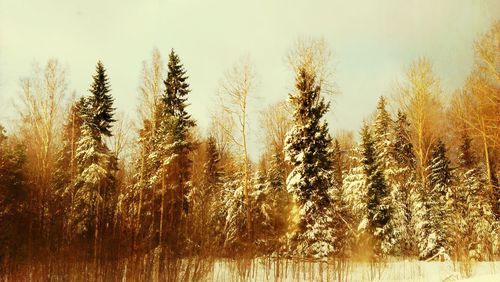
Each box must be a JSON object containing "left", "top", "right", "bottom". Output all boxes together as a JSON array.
[
  {"left": 417, "top": 139, "right": 451, "bottom": 259},
  {"left": 120, "top": 50, "right": 168, "bottom": 252},
  {"left": 268, "top": 148, "right": 287, "bottom": 191},
  {"left": 343, "top": 145, "right": 367, "bottom": 224},
  {"left": 371, "top": 97, "right": 401, "bottom": 254},
  {"left": 458, "top": 134, "right": 475, "bottom": 170},
  {"left": 250, "top": 170, "right": 276, "bottom": 253},
  {"left": 449, "top": 134, "right": 496, "bottom": 261},
  {"left": 52, "top": 99, "right": 85, "bottom": 246},
  {"left": 203, "top": 136, "right": 222, "bottom": 189},
  {"left": 160, "top": 49, "right": 196, "bottom": 252},
  {"left": 186, "top": 136, "right": 224, "bottom": 254},
  {"left": 202, "top": 136, "right": 226, "bottom": 250},
  {"left": 123, "top": 50, "right": 196, "bottom": 255},
  {"left": 393, "top": 111, "right": 416, "bottom": 168},
  {"left": 164, "top": 50, "right": 195, "bottom": 131},
  {"left": 428, "top": 141, "right": 452, "bottom": 190},
  {"left": 149, "top": 113, "right": 178, "bottom": 248},
  {"left": 70, "top": 62, "right": 117, "bottom": 257},
  {"left": 0, "top": 124, "right": 5, "bottom": 143},
  {"left": 122, "top": 104, "right": 163, "bottom": 251},
  {"left": 332, "top": 139, "right": 344, "bottom": 189},
  {"left": 88, "top": 61, "right": 115, "bottom": 137},
  {"left": 163, "top": 50, "right": 196, "bottom": 174},
  {"left": 262, "top": 147, "right": 293, "bottom": 253},
  {"left": 222, "top": 165, "right": 289, "bottom": 255},
  {"left": 54, "top": 99, "right": 85, "bottom": 195},
  {"left": 372, "top": 97, "right": 393, "bottom": 171},
  {"left": 284, "top": 65, "right": 337, "bottom": 258},
  {"left": 221, "top": 169, "right": 250, "bottom": 254},
  {"left": 358, "top": 124, "right": 392, "bottom": 258},
  {"left": 391, "top": 111, "right": 418, "bottom": 256},
  {"left": 0, "top": 125, "right": 29, "bottom": 260}
]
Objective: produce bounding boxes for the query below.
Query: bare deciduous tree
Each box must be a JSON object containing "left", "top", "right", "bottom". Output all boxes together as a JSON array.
[
  {"left": 451, "top": 21, "right": 500, "bottom": 185},
  {"left": 18, "top": 59, "right": 70, "bottom": 243},
  {"left": 394, "top": 57, "right": 444, "bottom": 185},
  {"left": 260, "top": 100, "right": 293, "bottom": 153},
  {"left": 287, "top": 37, "right": 335, "bottom": 96},
  {"left": 138, "top": 48, "right": 165, "bottom": 124},
  {"left": 217, "top": 58, "right": 256, "bottom": 241},
  {"left": 259, "top": 100, "right": 293, "bottom": 175}
]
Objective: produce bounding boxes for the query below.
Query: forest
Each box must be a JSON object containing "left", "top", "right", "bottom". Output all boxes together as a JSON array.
[{"left": 0, "top": 18, "right": 499, "bottom": 282}]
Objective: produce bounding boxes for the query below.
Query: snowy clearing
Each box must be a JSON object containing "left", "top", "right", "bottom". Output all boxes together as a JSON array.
[{"left": 206, "top": 259, "right": 500, "bottom": 282}]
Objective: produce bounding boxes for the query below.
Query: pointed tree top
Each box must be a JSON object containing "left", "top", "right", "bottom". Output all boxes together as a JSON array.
[
  {"left": 377, "top": 96, "right": 386, "bottom": 109},
  {"left": 459, "top": 133, "right": 476, "bottom": 169},
  {"left": 429, "top": 139, "right": 451, "bottom": 188},
  {"left": 87, "top": 60, "right": 115, "bottom": 137},
  {"left": 0, "top": 123, "right": 6, "bottom": 144}
]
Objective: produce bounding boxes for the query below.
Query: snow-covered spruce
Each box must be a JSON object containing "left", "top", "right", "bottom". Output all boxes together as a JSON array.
[
  {"left": 69, "top": 61, "right": 118, "bottom": 242},
  {"left": 284, "top": 65, "right": 348, "bottom": 258}
]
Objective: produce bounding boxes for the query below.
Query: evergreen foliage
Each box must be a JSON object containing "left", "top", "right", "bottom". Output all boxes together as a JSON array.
[
  {"left": 359, "top": 124, "right": 392, "bottom": 258},
  {"left": 418, "top": 140, "right": 452, "bottom": 259},
  {"left": 391, "top": 111, "right": 419, "bottom": 256},
  {"left": 448, "top": 134, "right": 497, "bottom": 261},
  {"left": 69, "top": 62, "right": 117, "bottom": 251},
  {"left": 331, "top": 139, "right": 344, "bottom": 189},
  {"left": 0, "top": 126, "right": 29, "bottom": 260},
  {"left": 88, "top": 61, "right": 115, "bottom": 137},
  {"left": 284, "top": 66, "right": 338, "bottom": 258}
]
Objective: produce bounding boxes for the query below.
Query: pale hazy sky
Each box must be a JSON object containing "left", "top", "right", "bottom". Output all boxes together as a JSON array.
[{"left": 1, "top": 0, "right": 499, "bottom": 159}]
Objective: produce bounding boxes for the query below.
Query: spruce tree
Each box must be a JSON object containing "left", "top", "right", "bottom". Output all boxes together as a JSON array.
[
  {"left": 123, "top": 50, "right": 197, "bottom": 254},
  {"left": 88, "top": 61, "right": 115, "bottom": 137},
  {"left": 343, "top": 145, "right": 367, "bottom": 224},
  {"left": 122, "top": 51, "right": 196, "bottom": 254},
  {"left": 449, "top": 134, "right": 496, "bottom": 261},
  {"left": 121, "top": 103, "right": 162, "bottom": 251},
  {"left": 393, "top": 111, "right": 416, "bottom": 168},
  {"left": 259, "top": 147, "right": 293, "bottom": 252},
  {"left": 0, "top": 126, "right": 29, "bottom": 260},
  {"left": 250, "top": 170, "right": 277, "bottom": 253},
  {"left": 332, "top": 139, "right": 344, "bottom": 189},
  {"left": 72, "top": 118, "right": 111, "bottom": 236},
  {"left": 161, "top": 49, "right": 196, "bottom": 252},
  {"left": 70, "top": 62, "right": 117, "bottom": 256},
  {"left": 358, "top": 124, "right": 392, "bottom": 258},
  {"left": 257, "top": 147, "right": 292, "bottom": 253},
  {"left": 203, "top": 136, "right": 222, "bottom": 189},
  {"left": 223, "top": 163, "right": 291, "bottom": 255},
  {"left": 202, "top": 136, "right": 225, "bottom": 251},
  {"left": 54, "top": 99, "right": 85, "bottom": 195},
  {"left": 185, "top": 136, "right": 226, "bottom": 254},
  {"left": 391, "top": 111, "right": 418, "bottom": 256},
  {"left": 163, "top": 50, "right": 194, "bottom": 130},
  {"left": 52, "top": 99, "right": 85, "bottom": 247},
  {"left": 458, "top": 134, "right": 475, "bottom": 170},
  {"left": 222, "top": 170, "right": 250, "bottom": 254},
  {"left": 372, "top": 96, "right": 393, "bottom": 171},
  {"left": 163, "top": 49, "right": 196, "bottom": 194},
  {"left": 268, "top": 147, "right": 287, "bottom": 191},
  {"left": 284, "top": 66, "right": 337, "bottom": 258},
  {"left": 428, "top": 140, "right": 452, "bottom": 190},
  {"left": 418, "top": 139, "right": 451, "bottom": 259},
  {"left": 371, "top": 97, "right": 400, "bottom": 254},
  {"left": 0, "top": 124, "right": 6, "bottom": 143}
]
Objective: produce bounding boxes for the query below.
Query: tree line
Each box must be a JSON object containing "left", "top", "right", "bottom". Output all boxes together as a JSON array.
[{"left": 0, "top": 20, "right": 499, "bottom": 279}]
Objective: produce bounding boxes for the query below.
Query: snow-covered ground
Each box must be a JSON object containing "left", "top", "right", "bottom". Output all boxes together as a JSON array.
[
  {"left": 4, "top": 257, "right": 499, "bottom": 281},
  {"left": 207, "top": 259, "right": 500, "bottom": 281},
  {"left": 458, "top": 273, "right": 500, "bottom": 281}
]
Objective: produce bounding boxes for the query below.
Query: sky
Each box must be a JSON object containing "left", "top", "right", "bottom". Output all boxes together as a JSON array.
[{"left": 0, "top": 0, "right": 499, "bottom": 159}]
